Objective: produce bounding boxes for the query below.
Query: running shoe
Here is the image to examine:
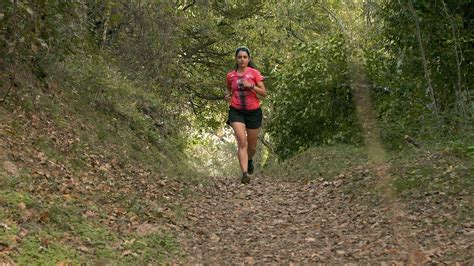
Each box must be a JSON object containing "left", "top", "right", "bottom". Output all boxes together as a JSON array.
[
  {"left": 248, "top": 159, "right": 254, "bottom": 174},
  {"left": 241, "top": 172, "right": 250, "bottom": 184}
]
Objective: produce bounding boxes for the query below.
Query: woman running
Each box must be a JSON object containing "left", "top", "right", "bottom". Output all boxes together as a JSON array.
[{"left": 225, "top": 46, "right": 267, "bottom": 184}]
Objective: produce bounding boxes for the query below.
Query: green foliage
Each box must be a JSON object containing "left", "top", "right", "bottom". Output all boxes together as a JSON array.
[
  {"left": 11, "top": 46, "right": 199, "bottom": 180},
  {"left": 0, "top": 172, "right": 179, "bottom": 264},
  {"left": 445, "top": 137, "right": 474, "bottom": 160},
  {"left": 390, "top": 145, "right": 473, "bottom": 196},
  {"left": 268, "top": 34, "right": 362, "bottom": 159},
  {"left": 185, "top": 128, "right": 242, "bottom": 177},
  {"left": 58, "top": 53, "right": 186, "bottom": 157},
  {"left": 0, "top": 0, "right": 84, "bottom": 82},
  {"left": 2, "top": 0, "right": 471, "bottom": 162},
  {"left": 14, "top": 235, "right": 79, "bottom": 265},
  {"left": 364, "top": 0, "right": 473, "bottom": 149},
  {"left": 121, "top": 233, "right": 179, "bottom": 263},
  {"left": 264, "top": 144, "right": 367, "bottom": 180}
]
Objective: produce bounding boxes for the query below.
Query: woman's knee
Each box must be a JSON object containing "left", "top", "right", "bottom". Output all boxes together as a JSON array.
[{"left": 237, "top": 139, "right": 248, "bottom": 149}]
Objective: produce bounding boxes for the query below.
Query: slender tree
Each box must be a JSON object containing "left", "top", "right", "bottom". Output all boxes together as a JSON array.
[
  {"left": 441, "top": 0, "right": 467, "bottom": 120},
  {"left": 407, "top": 0, "right": 440, "bottom": 125}
]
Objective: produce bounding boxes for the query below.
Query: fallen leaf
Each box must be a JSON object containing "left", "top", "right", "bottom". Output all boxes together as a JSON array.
[
  {"left": 336, "top": 250, "right": 346, "bottom": 255},
  {"left": 2, "top": 161, "right": 18, "bottom": 176},
  {"left": 244, "top": 256, "right": 254, "bottom": 264},
  {"left": 209, "top": 233, "right": 220, "bottom": 243},
  {"left": 136, "top": 223, "right": 161, "bottom": 236},
  {"left": 0, "top": 242, "right": 9, "bottom": 252}
]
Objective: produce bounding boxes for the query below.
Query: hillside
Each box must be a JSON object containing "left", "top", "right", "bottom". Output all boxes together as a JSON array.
[
  {"left": 1, "top": 89, "right": 472, "bottom": 263},
  {"left": 0, "top": 79, "right": 195, "bottom": 263}
]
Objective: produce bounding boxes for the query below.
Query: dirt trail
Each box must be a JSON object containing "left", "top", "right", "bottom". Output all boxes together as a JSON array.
[
  {"left": 178, "top": 174, "right": 398, "bottom": 263},
  {"left": 176, "top": 173, "right": 470, "bottom": 264}
]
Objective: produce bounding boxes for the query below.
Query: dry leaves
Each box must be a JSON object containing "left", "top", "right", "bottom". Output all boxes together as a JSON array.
[
  {"left": 0, "top": 105, "right": 471, "bottom": 264},
  {"left": 176, "top": 172, "right": 472, "bottom": 264}
]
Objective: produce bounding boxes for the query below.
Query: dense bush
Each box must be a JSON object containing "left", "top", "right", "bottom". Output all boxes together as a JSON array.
[
  {"left": 364, "top": 0, "right": 473, "bottom": 149},
  {"left": 268, "top": 34, "right": 363, "bottom": 159}
]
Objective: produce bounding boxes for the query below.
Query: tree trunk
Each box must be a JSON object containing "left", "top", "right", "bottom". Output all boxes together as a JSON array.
[
  {"left": 407, "top": 0, "right": 440, "bottom": 125},
  {"left": 2, "top": 0, "right": 18, "bottom": 102},
  {"left": 318, "top": 2, "right": 348, "bottom": 37},
  {"left": 365, "top": 0, "right": 372, "bottom": 27},
  {"left": 441, "top": 0, "right": 467, "bottom": 120},
  {"left": 102, "top": 2, "right": 111, "bottom": 47}
]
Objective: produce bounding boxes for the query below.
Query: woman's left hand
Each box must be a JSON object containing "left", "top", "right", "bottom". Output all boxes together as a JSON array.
[{"left": 241, "top": 80, "right": 254, "bottom": 90}]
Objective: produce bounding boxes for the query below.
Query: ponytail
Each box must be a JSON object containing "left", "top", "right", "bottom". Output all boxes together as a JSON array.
[{"left": 248, "top": 59, "right": 257, "bottom": 69}]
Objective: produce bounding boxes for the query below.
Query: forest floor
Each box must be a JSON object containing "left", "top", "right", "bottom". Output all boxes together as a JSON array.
[{"left": 176, "top": 168, "right": 472, "bottom": 264}]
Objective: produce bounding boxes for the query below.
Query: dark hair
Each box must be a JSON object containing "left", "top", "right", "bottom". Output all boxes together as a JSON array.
[{"left": 235, "top": 46, "right": 257, "bottom": 69}]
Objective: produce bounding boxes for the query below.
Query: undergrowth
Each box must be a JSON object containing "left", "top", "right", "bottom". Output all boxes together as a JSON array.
[
  {"left": 0, "top": 177, "right": 179, "bottom": 264},
  {"left": 54, "top": 54, "right": 198, "bottom": 180},
  {"left": 263, "top": 144, "right": 368, "bottom": 180},
  {"left": 0, "top": 52, "right": 196, "bottom": 263},
  {"left": 389, "top": 142, "right": 473, "bottom": 196}
]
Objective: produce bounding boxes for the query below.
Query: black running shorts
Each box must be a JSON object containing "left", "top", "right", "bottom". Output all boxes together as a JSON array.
[{"left": 226, "top": 106, "right": 263, "bottom": 129}]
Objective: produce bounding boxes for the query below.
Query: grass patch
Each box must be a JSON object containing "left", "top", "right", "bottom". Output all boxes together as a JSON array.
[
  {"left": 121, "top": 233, "right": 180, "bottom": 264},
  {"left": 387, "top": 143, "right": 473, "bottom": 227},
  {"left": 1, "top": 188, "right": 179, "bottom": 264},
  {"left": 32, "top": 136, "right": 65, "bottom": 162},
  {"left": 0, "top": 190, "right": 34, "bottom": 207},
  {"left": 390, "top": 145, "right": 473, "bottom": 195},
  {"left": 391, "top": 166, "right": 438, "bottom": 192},
  {"left": 263, "top": 144, "right": 368, "bottom": 180},
  {"left": 13, "top": 235, "right": 80, "bottom": 265}
]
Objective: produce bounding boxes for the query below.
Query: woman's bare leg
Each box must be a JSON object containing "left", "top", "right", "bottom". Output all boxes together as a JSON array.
[
  {"left": 246, "top": 128, "right": 260, "bottom": 160},
  {"left": 231, "top": 122, "right": 248, "bottom": 172}
]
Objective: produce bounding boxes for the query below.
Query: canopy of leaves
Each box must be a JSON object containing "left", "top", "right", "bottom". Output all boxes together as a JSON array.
[
  {"left": 1, "top": 0, "right": 471, "bottom": 160},
  {"left": 268, "top": 35, "right": 362, "bottom": 159},
  {"left": 364, "top": 0, "right": 473, "bottom": 149}
]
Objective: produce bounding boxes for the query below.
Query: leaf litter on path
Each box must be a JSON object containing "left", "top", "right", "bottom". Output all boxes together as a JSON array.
[{"left": 176, "top": 172, "right": 472, "bottom": 264}]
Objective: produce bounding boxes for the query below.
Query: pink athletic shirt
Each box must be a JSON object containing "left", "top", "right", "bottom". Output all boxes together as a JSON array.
[{"left": 226, "top": 67, "right": 264, "bottom": 110}]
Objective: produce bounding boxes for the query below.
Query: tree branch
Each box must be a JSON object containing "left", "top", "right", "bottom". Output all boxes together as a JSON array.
[
  {"left": 181, "top": 0, "right": 196, "bottom": 11},
  {"left": 260, "top": 137, "right": 277, "bottom": 155},
  {"left": 184, "top": 86, "right": 224, "bottom": 101},
  {"left": 441, "top": 0, "right": 467, "bottom": 119},
  {"left": 286, "top": 26, "right": 305, "bottom": 43},
  {"left": 1, "top": 73, "right": 16, "bottom": 103},
  {"left": 318, "top": 2, "right": 348, "bottom": 37},
  {"left": 189, "top": 95, "right": 199, "bottom": 115}
]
